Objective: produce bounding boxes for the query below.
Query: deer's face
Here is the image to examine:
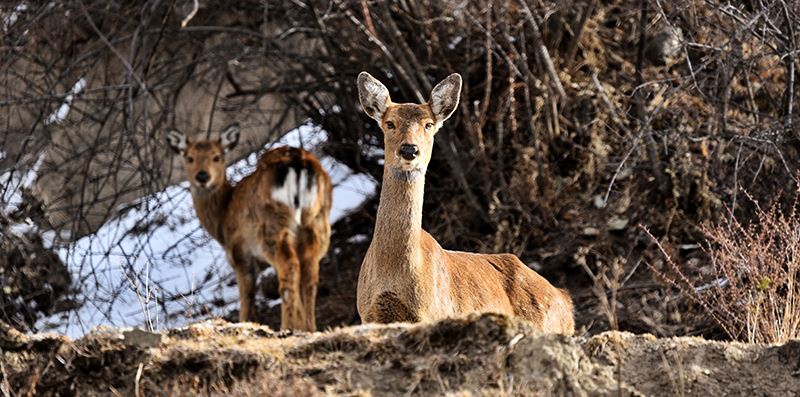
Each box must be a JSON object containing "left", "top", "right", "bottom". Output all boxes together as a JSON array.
[
  {"left": 381, "top": 104, "right": 437, "bottom": 179},
  {"left": 166, "top": 123, "right": 241, "bottom": 191},
  {"left": 181, "top": 140, "right": 227, "bottom": 190},
  {"left": 357, "top": 72, "right": 462, "bottom": 182}
]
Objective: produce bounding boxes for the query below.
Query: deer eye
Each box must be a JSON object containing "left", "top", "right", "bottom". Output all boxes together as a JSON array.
[
  {"left": 386, "top": 121, "right": 395, "bottom": 130},
  {"left": 425, "top": 122, "right": 434, "bottom": 130},
  {"left": 186, "top": 156, "right": 194, "bottom": 163},
  {"left": 213, "top": 155, "right": 221, "bottom": 162}
]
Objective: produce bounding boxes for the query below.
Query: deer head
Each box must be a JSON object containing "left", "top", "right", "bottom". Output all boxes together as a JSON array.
[
  {"left": 357, "top": 72, "right": 461, "bottom": 182},
  {"left": 166, "top": 123, "right": 240, "bottom": 190}
]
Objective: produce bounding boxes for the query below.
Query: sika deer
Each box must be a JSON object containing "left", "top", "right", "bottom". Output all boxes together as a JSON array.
[
  {"left": 355, "top": 72, "right": 574, "bottom": 334},
  {"left": 167, "top": 124, "right": 331, "bottom": 331}
]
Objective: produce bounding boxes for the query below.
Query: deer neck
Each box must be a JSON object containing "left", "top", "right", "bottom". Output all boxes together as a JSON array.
[
  {"left": 372, "top": 167, "right": 426, "bottom": 270},
  {"left": 190, "top": 180, "right": 233, "bottom": 244}
]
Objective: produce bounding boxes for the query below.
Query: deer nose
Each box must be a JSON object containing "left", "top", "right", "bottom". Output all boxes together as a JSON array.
[
  {"left": 398, "top": 144, "right": 419, "bottom": 161},
  {"left": 195, "top": 171, "right": 210, "bottom": 184}
]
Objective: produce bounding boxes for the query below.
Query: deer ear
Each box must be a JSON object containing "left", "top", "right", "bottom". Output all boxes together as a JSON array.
[
  {"left": 357, "top": 72, "right": 391, "bottom": 122},
  {"left": 220, "top": 123, "right": 240, "bottom": 152},
  {"left": 429, "top": 73, "right": 462, "bottom": 126},
  {"left": 166, "top": 130, "right": 187, "bottom": 154}
]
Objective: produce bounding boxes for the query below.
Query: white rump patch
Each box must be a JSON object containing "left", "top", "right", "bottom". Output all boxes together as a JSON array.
[{"left": 271, "top": 167, "right": 318, "bottom": 224}]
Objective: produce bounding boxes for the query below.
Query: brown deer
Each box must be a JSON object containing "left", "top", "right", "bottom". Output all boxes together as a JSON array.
[
  {"left": 355, "top": 72, "right": 574, "bottom": 334},
  {"left": 167, "top": 124, "right": 331, "bottom": 331}
]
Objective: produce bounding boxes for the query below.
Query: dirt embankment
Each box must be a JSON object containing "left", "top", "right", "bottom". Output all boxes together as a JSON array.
[{"left": 2, "top": 314, "right": 799, "bottom": 396}]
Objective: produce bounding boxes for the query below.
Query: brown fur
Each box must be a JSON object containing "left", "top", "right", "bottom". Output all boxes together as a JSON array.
[
  {"left": 170, "top": 133, "right": 332, "bottom": 331},
  {"left": 356, "top": 72, "right": 574, "bottom": 334}
]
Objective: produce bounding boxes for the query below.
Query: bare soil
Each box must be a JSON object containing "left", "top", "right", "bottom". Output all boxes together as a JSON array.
[{"left": 3, "top": 313, "right": 798, "bottom": 396}]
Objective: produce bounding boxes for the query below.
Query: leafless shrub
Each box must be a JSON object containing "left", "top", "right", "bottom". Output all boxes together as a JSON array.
[
  {"left": 0, "top": 210, "right": 77, "bottom": 330},
  {"left": 2, "top": 0, "right": 800, "bottom": 336},
  {"left": 645, "top": 190, "right": 800, "bottom": 343}
]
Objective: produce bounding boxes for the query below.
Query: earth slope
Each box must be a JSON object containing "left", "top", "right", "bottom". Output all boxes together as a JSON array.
[{"left": 2, "top": 314, "right": 799, "bottom": 396}]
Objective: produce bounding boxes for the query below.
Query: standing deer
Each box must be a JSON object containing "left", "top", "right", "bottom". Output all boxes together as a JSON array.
[
  {"left": 167, "top": 124, "right": 331, "bottom": 331},
  {"left": 356, "top": 72, "right": 575, "bottom": 334}
]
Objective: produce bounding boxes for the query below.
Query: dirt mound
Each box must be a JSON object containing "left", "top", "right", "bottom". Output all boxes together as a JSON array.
[{"left": 3, "top": 314, "right": 798, "bottom": 396}]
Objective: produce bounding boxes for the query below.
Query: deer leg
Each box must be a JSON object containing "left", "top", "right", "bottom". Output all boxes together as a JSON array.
[
  {"left": 299, "top": 226, "right": 323, "bottom": 332},
  {"left": 228, "top": 249, "right": 255, "bottom": 323},
  {"left": 299, "top": 257, "right": 319, "bottom": 332},
  {"left": 300, "top": 266, "right": 318, "bottom": 332},
  {"left": 266, "top": 232, "right": 305, "bottom": 331}
]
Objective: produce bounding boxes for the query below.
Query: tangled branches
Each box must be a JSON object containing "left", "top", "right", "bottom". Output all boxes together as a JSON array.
[{"left": 1, "top": 0, "right": 799, "bottom": 336}]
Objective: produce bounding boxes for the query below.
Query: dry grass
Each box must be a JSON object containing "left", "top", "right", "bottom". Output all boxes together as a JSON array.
[{"left": 647, "top": 190, "right": 800, "bottom": 344}]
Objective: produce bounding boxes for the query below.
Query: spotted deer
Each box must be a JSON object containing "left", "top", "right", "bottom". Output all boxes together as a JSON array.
[
  {"left": 355, "top": 72, "right": 575, "bottom": 334},
  {"left": 167, "top": 124, "right": 331, "bottom": 331}
]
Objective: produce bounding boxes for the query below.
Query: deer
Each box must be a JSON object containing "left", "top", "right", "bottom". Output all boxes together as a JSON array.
[
  {"left": 355, "top": 72, "right": 575, "bottom": 334},
  {"left": 166, "top": 123, "right": 332, "bottom": 332}
]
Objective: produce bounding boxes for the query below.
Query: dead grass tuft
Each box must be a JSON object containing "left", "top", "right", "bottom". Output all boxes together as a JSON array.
[{"left": 647, "top": 190, "right": 800, "bottom": 344}]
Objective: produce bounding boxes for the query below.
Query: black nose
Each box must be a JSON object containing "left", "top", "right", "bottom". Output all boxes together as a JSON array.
[
  {"left": 195, "top": 171, "right": 210, "bottom": 184},
  {"left": 399, "top": 144, "right": 419, "bottom": 161}
]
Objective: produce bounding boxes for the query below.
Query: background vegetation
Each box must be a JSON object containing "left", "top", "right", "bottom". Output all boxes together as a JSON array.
[{"left": 2, "top": 0, "right": 799, "bottom": 342}]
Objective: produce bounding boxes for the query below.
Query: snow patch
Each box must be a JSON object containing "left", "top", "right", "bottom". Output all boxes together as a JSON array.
[
  {"left": 346, "top": 234, "right": 369, "bottom": 243},
  {"left": 3, "top": 4, "right": 27, "bottom": 32},
  {"left": 257, "top": 267, "right": 276, "bottom": 281},
  {"left": 22, "top": 152, "right": 44, "bottom": 188},
  {"left": 1, "top": 151, "right": 47, "bottom": 215},
  {"left": 8, "top": 221, "right": 35, "bottom": 237},
  {"left": 46, "top": 78, "right": 86, "bottom": 125},
  {"left": 448, "top": 36, "right": 463, "bottom": 50}
]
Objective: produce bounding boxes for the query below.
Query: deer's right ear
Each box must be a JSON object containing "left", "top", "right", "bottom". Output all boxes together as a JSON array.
[
  {"left": 166, "top": 130, "right": 187, "bottom": 154},
  {"left": 429, "top": 73, "right": 462, "bottom": 126},
  {"left": 357, "top": 72, "right": 391, "bottom": 122}
]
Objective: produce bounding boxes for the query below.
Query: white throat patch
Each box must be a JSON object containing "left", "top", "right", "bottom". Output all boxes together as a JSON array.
[{"left": 390, "top": 167, "right": 424, "bottom": 183}]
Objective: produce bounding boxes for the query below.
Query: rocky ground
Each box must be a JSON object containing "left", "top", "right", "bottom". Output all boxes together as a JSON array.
[{"left": 3, "top": 313, "right": 799, "bottom": 396}]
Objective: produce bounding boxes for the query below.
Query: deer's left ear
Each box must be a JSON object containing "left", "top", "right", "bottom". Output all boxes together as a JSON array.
[
  {"left": 166, "top": 130, "right": 187, "bottom": 154},
  {"left": 429, "top": 73, "right": 462, "bottom": 126},
  {"left": 219, "top": 123, "right": 240, "bottom": 152}
]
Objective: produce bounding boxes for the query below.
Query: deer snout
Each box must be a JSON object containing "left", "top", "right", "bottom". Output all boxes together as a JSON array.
[
  {"left": 398, "top": 144, "right": 419, "bottom": 161},
  {"left": 195, "top": 170, "right": 210, "bottom": 184}
]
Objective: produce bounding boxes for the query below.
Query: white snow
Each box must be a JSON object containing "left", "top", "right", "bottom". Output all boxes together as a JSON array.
[
  {"left": 448, "top": 36, "right": 463, "bottom": 50},
  {"left": 8, "top": 220, "right": 35, "bottom": 237},
  {"left": 2, "top": 4, "right": 27, "bottom": 32},
  {"left": 38, "top": 182, "right": 235, "bottom": 337},
  {"left": 21, "top": 152, "right": 44, "bottom": 188},
  {"left": 46, "top": 78, "right": 86, "bottom": 125},
  {"left": 346, "top": 234, "right": 369, "bottom": 243},
  {"left": 0, "top": 170, "right": 21, "bottom": 213},
  {"left": 1, "top": 152, "right": 46, "bottom": 215}
]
